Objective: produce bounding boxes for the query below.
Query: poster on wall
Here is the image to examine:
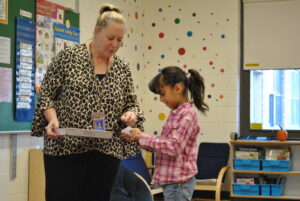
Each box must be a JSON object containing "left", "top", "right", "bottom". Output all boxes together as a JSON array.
[
  {"left": 53, "top": 23, "right": 79, "bottom": 56},
  {"left": 0, "top": 0, "right": 8, "bottom": 24},
  {"left": 35, "top": 0, "right": 64, "bottom": 92},
  {"left": 15, "top": 18, "right": 35, "bottom": 122}
]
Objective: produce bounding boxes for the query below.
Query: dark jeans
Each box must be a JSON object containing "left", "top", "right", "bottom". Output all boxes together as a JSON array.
[{"left": 44, "top": 150, "right": 120, "bottom": 201}]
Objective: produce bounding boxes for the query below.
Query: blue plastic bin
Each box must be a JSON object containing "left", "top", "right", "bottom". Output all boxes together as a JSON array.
[
  {"left": 271, "top": 184, "right": 283, "bottom": 196},
  {"left": 234, "top": 158, "right": 260, "bottom": 170},
  {"left": 262, "top": 160, "right": 290, "bottom": 171},
  {"left": 260, "top": 184, "right": 271, "bottom": 196},
  {"left": 232, "top": 184, "right": 260, "bottom": 196}
]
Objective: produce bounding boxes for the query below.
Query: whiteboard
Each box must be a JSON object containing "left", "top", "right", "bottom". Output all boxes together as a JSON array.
[{"left": 244, "top": 0, "right": 300, "bottom": 70}]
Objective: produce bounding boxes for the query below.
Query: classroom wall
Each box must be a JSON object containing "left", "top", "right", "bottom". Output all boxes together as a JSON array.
[
  {"left": 140, "top": 0, "right": 240, "bottom": 143},
  {"left": 0, "top": 0, "right": 240, "bottom": 200}
]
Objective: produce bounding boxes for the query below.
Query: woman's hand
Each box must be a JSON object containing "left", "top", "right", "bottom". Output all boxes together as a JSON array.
[
  {"left": 120, "top": 111, "right": 137, "bottom": 127},
  {"left": 121, "top": 128, "right": 141, "bottom": 141},
  {"left": 44, "top": 108, "right": 60, "bottom": 138},
  {"left": 45, "top": 119, "right": 60, "bottom": 138}
]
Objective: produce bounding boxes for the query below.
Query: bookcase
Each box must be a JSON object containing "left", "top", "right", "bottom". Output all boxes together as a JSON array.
[{"left": 230, "top": 140, "right": 300, "bottom": 200}]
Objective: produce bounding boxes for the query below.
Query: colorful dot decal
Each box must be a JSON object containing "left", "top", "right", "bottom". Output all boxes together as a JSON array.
[
  {"left": 178, "top": 48, "right": 185, "bottom": 55},
  {"left": 158, "top": 8, "right": 163, "bottom": 12},
  {"left": 209, "top": 61, "right": 214, "bottom": 65},
  {"left": 159, "top": 32, "right": 164, "bottom": 38},
  {"left": 152, "top": 23, "right": 156, "bottom": 27},
  {"left": 192, "top": 13, "right": 196, "bottom": 17},
  {"left": 203, "top": 47, "right": 207, "bottom": 51},
  {"left": 219, "top": 95, "right": 224, "bottom": 99},
  {"left": 221, "top": 34, "right": 225, "bottom": 39},
  {"left": 135, "top": 12, "right": 138, "bottom": 19},
  {"left": 158, "top": 113, "right": 166, "bottom": 120},
  {"left": 174, "top": 18, "right": 180, "bottom": 24},
  {"left": 148, "top": 45, "right": 152, "bottom": 50},
  {"left": 187, "top": 31, "right": 193, "bottom": 37},
  {"left": 161, "top": 54, "right": 165, "bottom": 59},
  {"left": 220, "top": 68, "right": 224, "bottom": 73}
]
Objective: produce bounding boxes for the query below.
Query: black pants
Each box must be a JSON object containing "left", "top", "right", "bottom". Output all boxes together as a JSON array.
[{"left": 44, "top": 151, "right": 120, "bottom": 201}]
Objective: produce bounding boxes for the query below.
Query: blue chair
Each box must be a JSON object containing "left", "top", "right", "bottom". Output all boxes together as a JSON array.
[
  {"left": 194, "top": 142, "right": 230, "bottom": 201},
  {"left": 121, "top": 153, "right": 163, "bottom": 195},
  {"left": 110, "top": 164, "right": 153, "bottom": 201},
  {"left": 121, "top": 153, "right": 152, "bottom": 184}
]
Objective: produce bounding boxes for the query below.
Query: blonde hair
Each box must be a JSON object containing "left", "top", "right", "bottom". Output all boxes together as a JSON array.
[{"left": 95, "top": 3, "right": 126, "bottom": 29}]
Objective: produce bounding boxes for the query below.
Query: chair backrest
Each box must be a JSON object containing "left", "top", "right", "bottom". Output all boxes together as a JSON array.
[
  {"left": 110, "top": 165, "right": 153, "bottom": 201},
  {"left": 195, "top": 142, "right": 230, "bottom": 180},
  {"left": 121, "top": 153, "right": 152, "bottom": 184}
]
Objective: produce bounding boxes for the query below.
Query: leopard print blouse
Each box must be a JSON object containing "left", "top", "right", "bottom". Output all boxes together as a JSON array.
[{"left": 31, "top": 44, "right": 144, "bottom": 159}]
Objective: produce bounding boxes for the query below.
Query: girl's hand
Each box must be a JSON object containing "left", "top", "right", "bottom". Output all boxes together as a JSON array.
[
  {"left": 120, "top": 111, "right": 137, "bottom": 127},
  {"left": 121, "top": 128, "right": 141, "bottom": 141},
  {"left": 45, "top": 119, "right": 59, "bottom": 138}
]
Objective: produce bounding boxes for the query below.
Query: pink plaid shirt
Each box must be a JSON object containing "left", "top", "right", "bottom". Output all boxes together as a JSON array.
[{"left": 139, "top": 102, "right": 200, "bottom": 185}]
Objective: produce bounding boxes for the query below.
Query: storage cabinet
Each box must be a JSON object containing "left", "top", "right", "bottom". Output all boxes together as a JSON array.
[{"left": 230, "top": 140, "right": 300, "bottom": 200}]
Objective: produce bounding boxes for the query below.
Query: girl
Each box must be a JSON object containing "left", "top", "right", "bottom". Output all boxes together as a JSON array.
[{"left": 122, "top": 66, "right": 209, "bottom": 201}]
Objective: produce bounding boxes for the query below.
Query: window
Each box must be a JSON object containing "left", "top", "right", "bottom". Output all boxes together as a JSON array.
[{"left": 250, "top": 70, "right": 300, "bottom": 130}]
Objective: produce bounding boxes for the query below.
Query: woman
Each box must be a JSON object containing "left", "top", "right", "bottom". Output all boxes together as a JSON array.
[{"left": 31, "top": 3, "right": 144, "bottom": 201}]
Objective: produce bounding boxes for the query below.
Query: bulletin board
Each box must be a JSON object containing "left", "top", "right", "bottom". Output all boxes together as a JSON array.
[{"left": 0, "top": 0, "right": 79, "bottom": 134}]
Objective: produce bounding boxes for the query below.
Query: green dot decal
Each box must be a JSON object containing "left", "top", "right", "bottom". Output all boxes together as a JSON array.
[{"left": 174, "top": 18, "right": 180, "bottom": 24}]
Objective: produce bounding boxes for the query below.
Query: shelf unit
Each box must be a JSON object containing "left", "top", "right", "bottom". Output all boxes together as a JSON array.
[{"left": 230, "top": 140, "right": 300, "bottom": 200}]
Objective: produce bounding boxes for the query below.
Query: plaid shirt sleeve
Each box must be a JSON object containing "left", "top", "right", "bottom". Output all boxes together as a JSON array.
[{"left": 139, "top": 109, "right": 198, "bottom": 156}]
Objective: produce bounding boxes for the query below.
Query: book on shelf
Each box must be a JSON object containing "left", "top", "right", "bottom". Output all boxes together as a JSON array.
[
  {"left": 235, "top": 151, "right": 259, "bottom": 159},
  {"left": 265, "top": 148, "right": 290, "bottom": 160},
  {"left": 236, "top": 178, "right": 255, "bottom": 185}
]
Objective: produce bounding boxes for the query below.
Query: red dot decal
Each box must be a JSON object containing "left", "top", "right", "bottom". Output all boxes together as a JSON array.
[
  {"left": 203, "top": 47, "right": 207, "bottom": 51},
  {"left": 220, "top": 68, "right": 224, "bottom": 73},
  {"left": 183, "top": 64, "right": 187, "bottom": 68},
  {"left": 148, "top": 45, "right": 152, "bottom": 50},
  {"left": 209, "top": 61, "right": 214, "bottom": 65},
  {"left": 135, "top": 12, "right": 138, "bottom": 19},
  {"left": 159, "top": 32, "right": 165, "bottom": 38},
  {"left": 178, "top": 48, "right": 185, "bottom": 55}
]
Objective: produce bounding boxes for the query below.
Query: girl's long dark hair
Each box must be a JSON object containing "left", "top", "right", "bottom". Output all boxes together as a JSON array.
[{"left": 149, "top": 66, "right": 209, "bottom": 114}]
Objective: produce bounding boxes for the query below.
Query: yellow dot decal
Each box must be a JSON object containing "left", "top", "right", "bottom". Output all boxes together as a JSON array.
[{"left": 158, "top": 113, "right": 166, "bottom": 120}]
